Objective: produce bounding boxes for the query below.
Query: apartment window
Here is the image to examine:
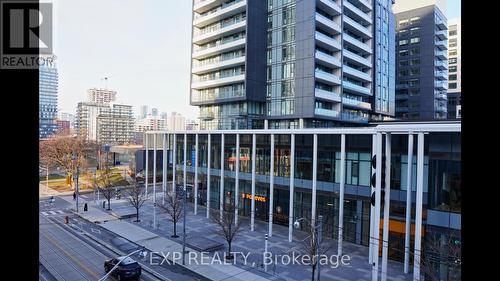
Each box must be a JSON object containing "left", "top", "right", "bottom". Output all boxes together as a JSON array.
[
  {"left": 282, "top": 6, "right": 295, "bottom": 25},
  {"left": 449, "top": 30, "right": 457, "bottom": 36},
  {"left": 267, "top": 14, "right": 273, "bottom": 29},
  {"left": 408, "top": 79, "right": 419, "bottom": 86},
  {"left": 410, "top": 27, "right": 420, "bottom": 35},
  {"left": 282, "top": 81, "right": 294, "bottom": 97},
  {"left": 410, "top": 16, "right": 420, "bottom": 24},
  {"left": 449, "top": 74, "right": 457, "bottom": 81},
  {"left": 449, "top": 38, "right": 457, "bottom": 48},
  {"left": 409, "top": 48, "right": 420, "bottom": 55},
  {"left": 409, "top": 88, "right": 420, "bottom": 96},
  {"left": 399, "top": 50, "right": 409, "bottom": 57},
  {"left": 267, "top": 66, "right": 272, "bottom": 80},
  {"left": 449, "top": 66, "right": 457, "bottom": 72},
  {"left": 410, "top": 68, "right": 420, "bottom": 75},
  {"left": 282, "top": 45, "right": 295, "bottom": 61},
  {"left": 267, "top": 49, "right": 272, "bottom": 64},
  {"left": 449, "top": 83, "right": 457, "bottom": 89},
  {"left": 410, "top": 37, "right": 420, "bottom": 44},
  {"left": 449, "top": 49, "right": 457, "bottom": 56},
  {"left": 399, "top": 29, "right": 408, "bottom": 36},
  {"left": 399, "top": 19, "right": 409, "bottom": 27},
  {"left": 282, "top": 26, "right": 295, "bottom": 43},
  {"left": 399, "top": 60, "right": 408, "bottom": 67},
  {"left": 449, "top": 58, "right": 457, "bottom": 64},
  {"left": 399, "top": 69, "right": 409, "bottom": 77},
  {"left": 409, "top": 58, "right": 420, "bottom": 65},
  {"left": 399, "top": 39, "right": 408, "bottom": 46},
  {"left": 282, "top": 63, "right": 295, "bottom": 79}
]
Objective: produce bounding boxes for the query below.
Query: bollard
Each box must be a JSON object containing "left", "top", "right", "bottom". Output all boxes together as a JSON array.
[
  {"left": 84, "top": 203, "right": 88, "bottom": 212},
  {"left": 64, "top": 216, "right": 69, "bottom": 224},
  {"left": 103, "top": 201, "right": 106, "bottom": 209}
]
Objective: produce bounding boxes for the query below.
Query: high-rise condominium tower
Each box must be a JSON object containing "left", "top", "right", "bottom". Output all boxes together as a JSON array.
[
  {"left": 190, "top": 0, "right": 396, "bottom": 130},
  {"left": 39, "top": 59, "right": 59, "bottom": 139}
]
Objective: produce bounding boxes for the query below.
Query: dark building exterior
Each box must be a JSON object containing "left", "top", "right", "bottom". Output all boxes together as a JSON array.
[{"left": 395, "top": 5, "right": 448, "bottom": 120}]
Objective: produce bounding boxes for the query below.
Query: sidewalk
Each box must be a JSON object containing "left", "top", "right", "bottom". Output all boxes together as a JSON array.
[{"left": 66, "top": 196, "right": 273, "bottom": 281}]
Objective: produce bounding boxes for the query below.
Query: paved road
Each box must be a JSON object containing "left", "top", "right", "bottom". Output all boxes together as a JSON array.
[{"left": 39, "top": 197, "right": 207, "bottom": 281}]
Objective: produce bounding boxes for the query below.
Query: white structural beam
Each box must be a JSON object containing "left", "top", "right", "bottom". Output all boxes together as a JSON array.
[
  {"left": 251, "top": 134, "right": 256, "bottom": 231},
  {"left": 162, "top": 134, "right": 167, "bottom": 202},
  {"left": 288, "top": 134, "right": 295, "bottom": 242},
  {"left": 235, "top": 134, "right": 240, "bottom": 225},
  {"left": 369, "top": 134, "right": 376, "bottom": 264},
  {"left": 145, "top": 133, "right": 148, "bottom": 197},
  {"left": 311, "top": 134, "right": 318, "bottom": 227},
  {"left": 269, "top": 134, "right": 275, "bottom": 236},
  {"left": 404, "top": 133, "right": 414, "bottom": 274},
  {"left": 338, "top": 134, "right": 346, "bottom": 256},
  {"left": 207, "top": 134, "right": 211, "bottom": 218},
  {"left": 153, "top": 134, "right": 157, "bottom": 229},
  {"left": 173, "top": 134, "right": 177, "bottom": 194},
  {"left": 194, "top": 134, "right": 199, "bottom": 215},
  {"left": 183, "top": 133, "right": 187, "bottom": 193},
  {"left": 220, "top": 134, "right": 224, "bottom": 220},
  {"left": 413, "top": 132, "right": 425, "bottom": 281},
  {"left": 381, "top": 133, "right": 392, "bottom": 281},
  {"left": 372, "top": 132, "right": 383, "bottom": 281}
]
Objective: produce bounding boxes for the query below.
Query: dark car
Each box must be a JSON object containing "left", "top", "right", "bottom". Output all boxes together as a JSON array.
[{"left": 104, "top": 256, "right": 141, "bottom": 280}]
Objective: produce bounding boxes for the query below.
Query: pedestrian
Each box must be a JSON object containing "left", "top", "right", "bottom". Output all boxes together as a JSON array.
[{"left": 73, "top": 192, "right": 76, "bottom": 200}]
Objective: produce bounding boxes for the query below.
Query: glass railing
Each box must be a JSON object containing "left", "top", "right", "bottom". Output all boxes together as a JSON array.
[
  {"left": 315, "top": 31, "right": 340, "bottom": 46},
  {"left": 343, "top": 34, "right": 370, "bottom": 51},
  {"left": 315, "top": 108, "right": 339, "bottom": 117},
  {"left": 195, "top": 69, "right": 245, "bottom": 82},
  {"left": 342, "top": 111, "right": 369, "bottom": 122},
  {"left": 195, "top": 34, "right": 246, "bottom": 52},
  {"left": 344, "top": 1, "right": 371, "bottom": 22},
  {"left": 315, "top": 51, "right": 341, "bottom": 65},
  {"left": 343, "top": 80, "right": 371, "bottom": 95},
  {"left": 343, "top": 97, "right": 371, "bottom": 109},
  {"left": 344, "top": 15, "right": 371, "bottom": 35},
  {"left": 343, "top": 65, "right": 370, "bottom": 80},
  {"left": 192, "top": 88, "right": 245, "bottom": 102},
  {"left": 194, "top": 52, "right": 244, "bottom": 68},
  {"left": 195, "top": 0, "right": 244, "bottom": 20},
  {"left": 196, "top": 14, "right": 245, "bottom": 37}
]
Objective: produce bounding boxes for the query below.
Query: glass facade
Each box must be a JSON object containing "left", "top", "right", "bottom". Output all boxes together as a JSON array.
[{"left": 39, "top": 62, "right": 58, "bottom": 139}]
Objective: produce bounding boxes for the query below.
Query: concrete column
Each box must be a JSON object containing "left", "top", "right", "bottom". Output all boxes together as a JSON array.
[
  {"left": 288, "top": 133, "right": 295, "bottom": 242},
  {"left": 173, "top": 134, "right": 176, "bottom": 194},
  {"left": 207, "top": 134, "right": 211, "bottom": 218},
  {"left": 194, "top": 133, "right": 199, "bottom": 215},
  {"left": 145, "top": 133, "right": 148, "bottom": 197},
  {"left": 153, "top": 134, "right": 157, "bottom": 228},
  {"left": 220, "top": 134, "right": 224, "bottom": 220},
  {"left": 413, "top": 132, "right": 425, "bottom": 281},
  {"left": 404, "top": 133, "right": 414, "bottom": 274},
  {"left": 183, "top": 133, "right": 187, "bottom": 199},
  {"left": 371, "top": 132, "right": 383, "bottom": 281},
  {"left": 338, "top": 134, "right": 346, "bottom": 256},
  {"left": 311, "top": 134, "right": 318, "bottom": 227},
  {"left": 269, "top": 134, "right": 275, "bottom": 236},
  {"left": 264, "top": 119, "right": 268, "bottom": 129},
  {"left": 381, "top": 133, "right": 392, "bottom": 281},
  {"left": 235, "top": 134, "right": 240, "bottom": 225},
  {"left": 369, "top": 134, "right": 376, "bottom": 264},
  {"left": 163, "top": 134, "right": 167, "bottom": 199},
  {"left": 356, "top": 200, "right": 363, "bottom": 244},
  {"left": 251, "top": 134, "right": 256, "bottom": 231}
]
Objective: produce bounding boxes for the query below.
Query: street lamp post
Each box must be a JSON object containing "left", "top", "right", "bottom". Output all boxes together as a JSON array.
[
  {"left": 72, "top": 153, "right": 80, "bottom": 213},
  {"left": 294, "top": 215, "right": 323, "bottom": 281}
]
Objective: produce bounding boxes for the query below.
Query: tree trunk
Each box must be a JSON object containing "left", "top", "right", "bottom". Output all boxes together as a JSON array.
[
  {"left": 107, "top": 199, "right": 111, "bottom": 210},
  {"left": 136, "top": 208, "right": 140, "bottom": 222},
  {"left": 311, "top": 264, "right": 316, "bottom": 281},
  {"left": 172, "top": 222, "right": 178, "bottom": 237}
]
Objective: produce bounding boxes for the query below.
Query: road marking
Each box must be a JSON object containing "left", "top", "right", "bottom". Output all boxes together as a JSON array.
[
  {"left": 91, "top": 228, "right": 101, "bottom": 234},
  {"left": 49, "top": 211, "right": 57, "bottom": 215},
  {"left": 57, "top": 210, "right": 65, "bottom": 214},
  {"left": 40, "top": 229, "right": 100, "bottom": 279},
  {"left": 41, "top": 212, "right": 49, "bottom": 216}
]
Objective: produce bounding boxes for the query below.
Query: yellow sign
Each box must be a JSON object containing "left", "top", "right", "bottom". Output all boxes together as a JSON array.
[{"left": 241, "top": 193, "right": 266, "bottom": 203}]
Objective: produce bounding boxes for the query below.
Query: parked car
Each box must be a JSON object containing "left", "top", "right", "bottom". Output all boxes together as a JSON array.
[{"left": 104, "top": 256, "right": 141, "bottom": 280}]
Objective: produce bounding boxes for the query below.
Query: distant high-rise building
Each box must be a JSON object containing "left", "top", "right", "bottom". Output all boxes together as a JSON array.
[
  {"left": 185, "top": 119, "right": 199, "bottom": 131},
  {"left": 56, "top": 120, "right": 71, "bottom": 135},
  {"left": 58, "top": 111, "right": 75, "bottom": 129},
  {"left": 447, "top": 18, "right": 460, "bottom": 119},
  {"left": 168, "top": 112, "right": 186, "bottom": 131},
  {"left": 160, "top": 112, "right": 168, "bottom": 120},
  {"left": 39, "top": 59, "right": 58, "bottom": 139},
  {"left": 76, "top": 91, "right": 134, "bottom": 144},
  {"left": 151, "top": 108, "right": 159, "bottom": 117},
  {"left": 190, "top": 0, "right": 396, "bottom": 129},
  {"left": 135, "top": 115, "right": 167, "bottom": 132},
  {"left": 140, "top": 105, "right": 149, "bottom": 119},
  {"left": 87, "top": 88, "right": 117, "bottom": 104},
  {"left": 395, "top": 4, "right": 448, "bottom": 120}
]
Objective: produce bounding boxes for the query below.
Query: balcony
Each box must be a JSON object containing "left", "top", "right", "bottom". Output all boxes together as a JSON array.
[
  {"left": 343, "top": 50, "right": 372, "bottom": 68},
  {"left": 315, "top": 88, "right": 342, "bottom": 102},
  {"left": 315, "top": 50, "right": 341, "bottom": 68},
  {"left": 192, "top": 73, "right": 245, "bottom": 89},
  {"left": 342, "top": 97, "right": 371, "bottom": 110},
  {"left": 193, "top": 0, "right": 222, "bottom": 13},
  {"left": 192, "top": 56, "right": 245, "bottom": 75},
  {"left": 315, "top": 12, "right": 341, "bottom": 34},
  {"left": 343, "top": 1, "right": 372, "bottom": 25},
  {"left": 343, "top": 80, "right": 371, "bottom": 96},
  {"left": 192, "top": 37, "right": 246, "bottom": 60},
  {"left": 198, "top": 111, "right": 215, "bottom": 120},
  {"left": 342, "top": 111, "right": 369, "bottom": 123},
  {"left": 193, "top": 18, "right": 246, "bottom": 44},
  {"left": 315, "top": 108, "right": 340, "bottom": 118},
  {"left": 436, "top": 20, "right": 447, "bottom": 30},
  {"left": 344, "top": 16, "right": 372, "bottom": 39},
  {"left": 315, "top": 69, "right": 341, "bottom": 85},
  {"left": 435, "top": 60, "right": 447, "bottom": 70},
  {"left": 316, "top": 0, "right": 341, "bottom": 16},
  {"left": 435, "top": 91, "right": 447, "bottom": 100},
  {"left": 193, "top": 0, "right": 246, "bottom": 28},
  {"left": 435, "top": 81, "right": 447, "bottom": 90},
  {"left": 435, "top": 50, "right": 447, "bottom": 60},
  {"left": 435, "top": 40, "right": 447, "bottom": 50},
  {"left": 435, "top": 29, "right": 447, "bottom": 40},
  {"left": 343, "top": 34, "right": 371, "bottom": 54},
  {"left": 315, "top": 31, "right": 342, "bottom": 52},
  {"left": 192, "top": 89, "right": 245, "bottom": 104},
  {"left": 343, "top": 65, "right": 371, "bottom": 82},
  {"left": 435, "top": 70, "right": 447, "bottom": 80}
]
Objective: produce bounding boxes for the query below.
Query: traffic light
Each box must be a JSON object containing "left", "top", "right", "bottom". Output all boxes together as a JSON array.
[{"left": 370, "top": 154, "right": 386, "bottom": 207}]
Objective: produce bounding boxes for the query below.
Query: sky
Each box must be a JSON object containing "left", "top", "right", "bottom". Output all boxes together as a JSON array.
[{"left": 55, "top": 0, "right": 461, "bottom": 120}]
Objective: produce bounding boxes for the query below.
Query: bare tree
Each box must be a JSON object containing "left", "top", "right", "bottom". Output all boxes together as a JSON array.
[
  {"left": 421, "top": 234, "right": 461, "bottom": 281},
  {"left": 127, "top": 180, "right": 148, "bottom": 222},
  {"left": 97, "top": 163, "right": 115, "bottom": 211},
  {"left": 158, "top": 189, "right": 183, "bottom": 238},
  {"left": 39, "top": 133, "right": 95, "bottom": 189},
  {"left": 295, "top": 217, "right": 332, "bottom": 281},
  {"left": 210, "top": 198, "right": 242, "bottom": 260}
]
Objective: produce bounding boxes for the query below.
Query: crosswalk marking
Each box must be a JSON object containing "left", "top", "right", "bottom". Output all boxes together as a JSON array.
[
  {"left": 41, "top": 212, "right": 49, "bottom": 216},
  {"left": 57, "top": 210, "right": 64, "bottom": 214},
  {"left": 41, "top": 210, "right": 67, "bottom": 216},
  {"left": 49, "top": 211, "right": 57, "bottom": 215}
]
